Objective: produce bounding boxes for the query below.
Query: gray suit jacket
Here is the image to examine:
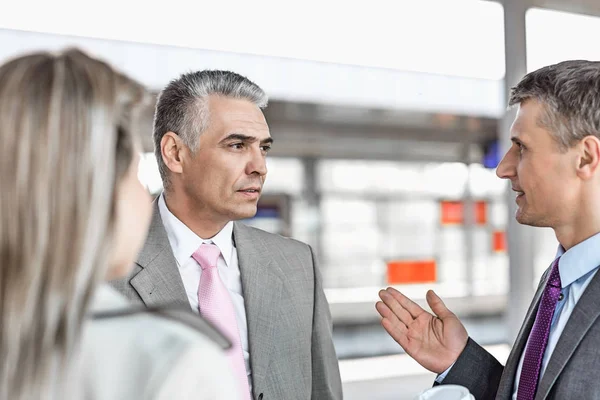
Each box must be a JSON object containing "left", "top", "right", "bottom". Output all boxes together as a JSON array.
[
  {"left": 110, "top": 204, "right": 342, "bottom": 400},
  {"left": 442, "top": 266, "right": 600, "bottom": 399}
]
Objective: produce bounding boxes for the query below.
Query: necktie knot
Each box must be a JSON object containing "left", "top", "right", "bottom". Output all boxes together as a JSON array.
[
  {"left": 547, "top": 257, "right": 562, "bottom": 289},
  {"left": 192, "top": 243, "right": 221, "bottom": 271}
]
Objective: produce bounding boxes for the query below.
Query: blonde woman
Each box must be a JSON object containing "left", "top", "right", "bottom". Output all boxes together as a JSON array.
[{"left": 0, "top": 49, "right": 238, "bottom": 399}]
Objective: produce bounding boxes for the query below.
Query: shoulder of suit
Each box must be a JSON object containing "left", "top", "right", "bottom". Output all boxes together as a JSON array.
[
  {"left": 91, "top": 306, "right": 232, "bottom": 351},
  {"left": 236, "top": 221, "right": 310, "bottom": 250}
]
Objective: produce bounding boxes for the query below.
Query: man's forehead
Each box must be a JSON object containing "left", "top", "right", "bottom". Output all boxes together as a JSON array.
[
  {"left": 211, "top": 104, "right": 268, "bottom": 128},
  {"left": 515, "top": 99, "right": 544, "bottom": 122},
  {"left": 204, "top": 96, "right": 270, "bottom": 138},
  {"left": 220, "top": 111, "right": 268, "bottom": 125},
  {"left": 213, "top": 120, "right": 271, "bottom": 143},
  {"left": 511, "top": 101, "right": 540, "bottom": 135},
  {"left": 510, "top": 117, "right": 526, "bottom": 139}
]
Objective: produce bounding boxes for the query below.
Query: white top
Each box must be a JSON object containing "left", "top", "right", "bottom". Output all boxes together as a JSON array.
[
  {"left": 79, "top": 284, "right": 239, "bottom": 400},
  {"left": 158, "top": 194, "right": 252, "bottom": 390}
]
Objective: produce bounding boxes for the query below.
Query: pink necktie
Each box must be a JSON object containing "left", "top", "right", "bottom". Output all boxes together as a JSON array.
[{"left": 193, "top": 243, "right": 251, "bottom": 400}]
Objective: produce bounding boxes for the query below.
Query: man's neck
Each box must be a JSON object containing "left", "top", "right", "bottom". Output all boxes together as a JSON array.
[
  {"left": 163, "top": 192, "right": 228, "bottom": 239},
  {"left": 556, "top": 190, "right": 600, "bottom": 250},
  {"left": 555, "top": 220, "right": 600, "bottom": 251}
]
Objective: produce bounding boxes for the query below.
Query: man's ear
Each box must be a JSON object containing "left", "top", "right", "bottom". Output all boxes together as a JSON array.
[
  {"left": 576, "top": 135, "right": 600, "bottom": 180},
  {"left": 161, "top": 132, "right": 186, "bottom": 175}
]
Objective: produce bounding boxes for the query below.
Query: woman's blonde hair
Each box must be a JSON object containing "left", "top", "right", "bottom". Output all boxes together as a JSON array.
[{"left": 0, "top": 48, "right": 149, "bottom": 399}]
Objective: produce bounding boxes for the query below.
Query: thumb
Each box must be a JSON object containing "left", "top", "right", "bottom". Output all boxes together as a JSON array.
[{"left": 426, "top": 290, "right": 454, "bottom": 320}]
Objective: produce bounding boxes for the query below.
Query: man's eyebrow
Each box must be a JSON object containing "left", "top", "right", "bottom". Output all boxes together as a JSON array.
[
  {"left": 219, "top": 133, "right": 257, "bottom": 143},
  {"left": 219, "top": 134, "right": 273, "bottom": 145}
]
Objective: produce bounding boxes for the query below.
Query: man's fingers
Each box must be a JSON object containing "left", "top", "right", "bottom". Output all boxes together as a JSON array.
[
  {"left": 426, "top": 290, "right": 454, "bottom": 319},
  {"left": 375, "top": 300, "right": 394, "bottom": 319},
  {"left": 381, "top": 317, "right": 410, "bottom": 349},
  {"left": 385, "top": 287, "right": 425, "bottom": 319},
  {"left": 376, "top": 301, "right": 410, "bottom": 349},
  {"left": 376, "top": 301, "right": 407, "bottom": 329},
  {"left": 378, "top": 290, "right": 416, "bottom": 326}
]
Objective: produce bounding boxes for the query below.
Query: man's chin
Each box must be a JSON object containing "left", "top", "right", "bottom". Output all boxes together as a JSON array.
[
  {"left": 515, "top": 211, "right": 547, "bottom": 228},
  {"left": 230, "top": 206, "right": 258, "bottom": 221},
  {"left": 515, "top": 208, "right": 531, "bottom": 226}
]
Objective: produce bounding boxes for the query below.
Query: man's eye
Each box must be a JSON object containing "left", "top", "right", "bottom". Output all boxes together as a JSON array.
[
  {"left": 261, "top": 145, "right": 272, "bottom": 152},
  {"left": 230, "top": 143, "right": 244, "bottom": 149}
]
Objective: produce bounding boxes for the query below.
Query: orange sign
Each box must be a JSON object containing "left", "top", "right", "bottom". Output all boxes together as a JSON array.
[
  {"left": 475, "top": 201, "right": 487, "bottom": 225},
  {"left": 493, "top": 230, "right": 507, "bottom": 252},
  {"left": 440, "top": 201, "right": 487, "bottom": 225},
  {"left": 387, "top": 259, "right": 437, "bottom": 284},
  {"left": 440, "top": 201, "right": 463, "bottom": 225}
]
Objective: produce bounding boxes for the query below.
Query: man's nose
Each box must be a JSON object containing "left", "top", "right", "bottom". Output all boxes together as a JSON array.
[
  {"left": 246, "top": 149, "right": 267, "bottom": 176},
  {"left": 496, "top": 148, "right": 516, "bottom": 180}
]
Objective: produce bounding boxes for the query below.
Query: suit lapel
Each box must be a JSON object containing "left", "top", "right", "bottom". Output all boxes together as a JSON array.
[
  {"left": 496, "top": 270, "right": 550, "bottom": 399},
  {"left": 233, "top": 222, "right": 284, "bottom": 395},
  {"left": 536, "top": 270, "right": 600, "bottom": 399},
  {"left": 130, "top": 201, "right": 188, "bottom": 308}
]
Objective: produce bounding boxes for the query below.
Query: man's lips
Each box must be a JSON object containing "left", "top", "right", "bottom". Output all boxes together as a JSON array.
[{"left": 237, "top": 187, "right": 261, "bottom": 193}]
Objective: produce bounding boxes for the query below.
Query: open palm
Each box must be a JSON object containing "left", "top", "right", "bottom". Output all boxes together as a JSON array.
[{"left": 375, "top": 287, "right": 468, "bottom": 374}]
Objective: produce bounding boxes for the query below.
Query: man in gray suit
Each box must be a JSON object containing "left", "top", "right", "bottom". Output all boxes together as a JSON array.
[
  {"left": 377, "top": 60, "right": 600, "bottom": 400},
  {"left": 111, "top": 70, "right": 342, "bottom": 400}
]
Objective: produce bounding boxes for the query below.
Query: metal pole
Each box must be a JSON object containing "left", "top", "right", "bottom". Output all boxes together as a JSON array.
[
  {"left": 502, "top": 0, "right": 537, "bottom": 344},
  {"left": 302, "top": 157, "right": 322, "bottom": 258},
  {"left": 463, "top": 143, "right": 475, "bottom": 297}
]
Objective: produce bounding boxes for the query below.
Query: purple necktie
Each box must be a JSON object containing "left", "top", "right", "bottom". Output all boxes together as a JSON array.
[{"left": 517, "top": 258, "right": 562, "bottom": 400}]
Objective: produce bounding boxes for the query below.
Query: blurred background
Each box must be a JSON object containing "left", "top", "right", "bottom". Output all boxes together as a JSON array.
[{"left": 2, "top": 0, "right": 600, "bottom": 398}]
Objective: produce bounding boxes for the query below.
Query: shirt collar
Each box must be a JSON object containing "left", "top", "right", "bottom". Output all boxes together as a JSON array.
[
  {"left": 158, "top": 193, "right": 234, "bottom": 268},
  {"left": 554, "top": 231, "right": 600, "bottom": 288}
]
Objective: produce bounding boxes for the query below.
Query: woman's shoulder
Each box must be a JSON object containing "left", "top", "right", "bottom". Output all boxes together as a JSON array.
[
  {"left": 90, "top": 305, "right": 230, "bottom": 353},
  {"left": 87, "top": 284, "right": 229, "bottom": 351},
  {"left": 78, "top": 285, "right": 232, "bottom": 399},
  {"left": 81, "top": 286, "right": 229, "bottom": 380}
]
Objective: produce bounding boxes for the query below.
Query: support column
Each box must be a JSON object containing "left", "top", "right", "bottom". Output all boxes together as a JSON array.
[
  {"left": 302, "top": 157, "right": 322, "bottom": 258},
  {"left": 501, "top": 0, "right": 537, "bottom": 344}
]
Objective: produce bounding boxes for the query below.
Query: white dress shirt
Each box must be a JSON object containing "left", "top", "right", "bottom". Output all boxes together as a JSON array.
[{"left": 158, "top": 194, "right": 252, "bottom": 391}]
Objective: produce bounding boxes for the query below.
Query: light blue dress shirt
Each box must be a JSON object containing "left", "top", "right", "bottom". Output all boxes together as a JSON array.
[{"left": 436, "top": 232, "right": 600, "bottom": 400}]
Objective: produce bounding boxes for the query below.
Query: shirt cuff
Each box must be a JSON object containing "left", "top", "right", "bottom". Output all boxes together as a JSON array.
[{"left": 435, "top": 362, "right": 455, "bottom": 384}]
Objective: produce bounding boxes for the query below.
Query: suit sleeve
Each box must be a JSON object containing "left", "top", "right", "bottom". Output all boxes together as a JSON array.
[
  {"left": 439, "top": 337, "right": 504, "bottom": 400},
  {"left": 308, "top": 245, "right": 343, "bottom": 400}
]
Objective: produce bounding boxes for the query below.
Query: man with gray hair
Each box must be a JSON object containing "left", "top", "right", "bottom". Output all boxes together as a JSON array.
[
  {"left": 112, "top": 70, "right": 342, "bottom": 400},
  {"left": 377, "top": 60, "right": 600, "bottom": 400}
]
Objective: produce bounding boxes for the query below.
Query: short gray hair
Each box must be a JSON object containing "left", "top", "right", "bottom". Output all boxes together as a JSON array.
[
  {"left": 509, "top": 60, "right": 600, "bottom": 151},
  {"left": 153, "top": 70, "right": 268, "bottom": 187}
]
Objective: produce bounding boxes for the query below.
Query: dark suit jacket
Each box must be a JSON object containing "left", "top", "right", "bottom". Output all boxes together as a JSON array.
[{"left": 442, "top": 266, "right": 600, "bottom": 399}]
